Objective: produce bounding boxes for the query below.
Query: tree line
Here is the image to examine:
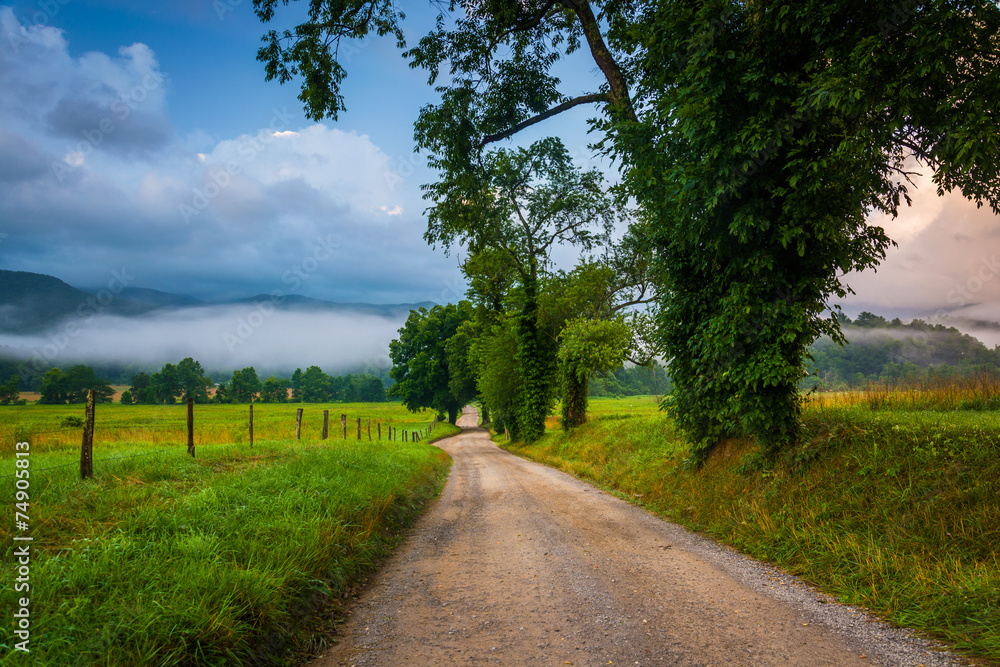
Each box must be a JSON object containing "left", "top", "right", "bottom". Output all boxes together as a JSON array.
[
  {"left": 0, "top": 359, "right": 390, "bottom": 405},
  {"left": 806, "top": 313, "right": 1000, "bottom": 389},
  {"left": 123, "top": 361, "right": 388, "bottom": 405}
]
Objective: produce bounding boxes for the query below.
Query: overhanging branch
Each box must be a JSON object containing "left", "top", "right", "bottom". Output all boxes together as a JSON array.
[{"left": 480, "top": 93, "right": 608, "bottom": 147}]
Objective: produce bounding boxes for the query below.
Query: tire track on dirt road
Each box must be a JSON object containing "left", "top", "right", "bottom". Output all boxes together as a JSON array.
[{"left": 307, "top": 407, "right": 965, "bottom": 666}]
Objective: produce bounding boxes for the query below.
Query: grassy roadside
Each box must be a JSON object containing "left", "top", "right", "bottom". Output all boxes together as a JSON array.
[
  {"left": 502, "top": 397, "right": 1000, "bottom": 663},
  {"left": 1, "top": 412, "right": 461, "bottom": 666}
]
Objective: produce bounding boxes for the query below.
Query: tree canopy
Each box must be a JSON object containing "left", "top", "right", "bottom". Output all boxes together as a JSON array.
[{"left": 389, "top": 302, "right": 474, "bottom": 423}]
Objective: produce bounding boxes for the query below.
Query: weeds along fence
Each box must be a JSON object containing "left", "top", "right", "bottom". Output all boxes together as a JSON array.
[
  {"left": 807, "top": 370, "right": 1000, "bottom": 411},
  {"left": 6, "top": 391, "right": 441, "bottom": 481}
]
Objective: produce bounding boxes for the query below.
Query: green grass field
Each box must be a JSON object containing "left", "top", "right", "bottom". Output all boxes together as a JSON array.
[
  {"left": 0, "top": 402, "right": 460, "bottom": 666},
  {"left": 506, "top": 395, "right": 1000, "bottom": 664}
]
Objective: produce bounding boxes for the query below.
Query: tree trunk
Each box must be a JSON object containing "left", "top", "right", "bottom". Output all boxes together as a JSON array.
[
  {"left": 561, "top": 367, "right": 588, "bottom": 430},
  {"left": 515, "top": 267, "right": 555, "bottom": 442}
]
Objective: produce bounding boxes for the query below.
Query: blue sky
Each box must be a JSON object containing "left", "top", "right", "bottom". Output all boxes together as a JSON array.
[{"left": 1, "top": 0, "right": 999, "bottom": 333}]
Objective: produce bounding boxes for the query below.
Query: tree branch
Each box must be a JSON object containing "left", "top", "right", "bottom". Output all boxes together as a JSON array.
[
  {"left": 480, "top": 93, "right": 608, "bottom": 146},
  {"left": 561, "top": 0, "right": 638, "bottom": 123}
]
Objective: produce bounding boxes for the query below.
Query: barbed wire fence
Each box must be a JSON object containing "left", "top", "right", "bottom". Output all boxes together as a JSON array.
[{"left": 2, "top": 390, "right": 443, "bottom": 481}]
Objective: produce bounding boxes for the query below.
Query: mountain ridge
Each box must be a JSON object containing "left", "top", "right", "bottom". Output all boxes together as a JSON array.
[{"left": 0, "top": 269, "right": 434, "bottom": 333}]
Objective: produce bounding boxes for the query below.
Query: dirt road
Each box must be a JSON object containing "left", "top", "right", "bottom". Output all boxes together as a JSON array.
[{"left": 309, "top": 407, "right": 961, "bottom": 666}]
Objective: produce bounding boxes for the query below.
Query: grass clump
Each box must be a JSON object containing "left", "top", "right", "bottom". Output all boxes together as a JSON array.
[{"left": 503, "top": 398, "right": 1000, "bottom": 663}]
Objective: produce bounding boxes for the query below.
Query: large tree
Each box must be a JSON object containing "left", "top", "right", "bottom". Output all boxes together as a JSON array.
[
  {"left": 255, "top": 0, "right": 1000, "bottom": 457},
  {"left": 389, "top": 302, "right": 473, "bottom": 423},
  {"left": 424, "top": 138, "right": 619, "bottom": 440},
  {"left": 39, "top": 366, "right": 115, "bottom": 404}
]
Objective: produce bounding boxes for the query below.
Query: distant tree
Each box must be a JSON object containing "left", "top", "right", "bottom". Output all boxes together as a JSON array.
[
  {"left": 62, "top": 365, "right": 114, "bottom": 403},
  {"left": 177, "top": 358, "right": 212, "bottom": 403},
  {"left": 445, "top": 321, "right": 480, "bottom": 417},
  {"left": 128, "top": 372, "right": 152, "bottom": 404},
  {"left": 39, "top": 368, "right": 66, "bottom": 404},
  {"left": 148, "top": 363, "right": 182, "bottom": 404},
  {"left": 353, "top": 374, "right": 387, "bottom": 403},
  {"left": 260, "top": 375, "right": 289, "bottom": 403},
  {"left": 469, "top": 318, "right": 522, "bottom": 434},
  {"left": 0, "top": 375, "right": 21, "bottom": 405},
  {"left": 39, "top": 366, "right": 113, "bottom": 404},
  {"left": 119, "top": 389, "right": 133, "bottom": 405},
  {"left": 390, "top": 302, "right": 474, "bottom": 424},
  {"left": 854, "top": 312, "right": 889, "bottom": 328},
  {"left": 328, "top": 374, "right": 348, "bottom": 401},
  {"left": 299, "top": 366, "right": 330, "bottom": 403},
  {"left": 214, "top": 382, "right": 232, "bottom": 404},
  {"left": 290, "top": 368, "right": 304, "bottom": 402},
  {"left": 229, "top": 367, "right": 263, "bottom": 403}
]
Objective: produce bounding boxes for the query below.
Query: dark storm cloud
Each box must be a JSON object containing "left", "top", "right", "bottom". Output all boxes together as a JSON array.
[
  {"left": 45, "top": 97, "right": 173, "bottom": 155},
  {"left": 0, "top": 129, "right": 51, "bottom": 182}
]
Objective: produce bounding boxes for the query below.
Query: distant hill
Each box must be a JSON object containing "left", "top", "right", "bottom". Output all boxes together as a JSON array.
[
  {"left": 0, "top": 270, "right": 435, "bottom": 333},
  {"left": 117, "top": 287, "right": 204, "bottom": 308},
  {"left": 807, "top": 311, "right": 1000, "bottom": 388},
  {"left": 224, "top": 294, "right": 435, "bottom": 318},
  {"left": 0, "top": 270, "right": 155, "bottom": 333}
]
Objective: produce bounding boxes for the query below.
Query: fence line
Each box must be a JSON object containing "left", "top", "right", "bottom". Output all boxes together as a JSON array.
[{"left": 3, "top": 403, "right": 444, "bottom": 481}]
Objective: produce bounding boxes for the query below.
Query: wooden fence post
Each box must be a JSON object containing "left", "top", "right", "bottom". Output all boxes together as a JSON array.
[
  {"left": 296, "top": 408, "right": 303, "bottom": 440},
  {"left": 187, "top": 396, "right": 195, "bottom": 457},
  {"left": 322, "top": 410, "right": 329, "bottom": 440},
  {"left": 377, "top": 422, "right": 381, "bottom": 440},
  {"left": 367, "top": 418, "right": 371, "bottom": 441},
  {"left": 357, "top": 417, "right": 361, "bottom": 440},
  {"left": 80, "top": 389, "right": 95, "bottom": 479},
  {"left": 341, "top": 414, "right": 347, "bottom": 439},
  {"left": 249, "top": 404, "right": 254, "bottom": 448}
]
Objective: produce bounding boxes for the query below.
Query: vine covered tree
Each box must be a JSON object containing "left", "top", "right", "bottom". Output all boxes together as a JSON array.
[
  {"left": 423, "top": 138, "right": 619, "bottom": 440},
  {"left": 558, "top": 317, "right": 630, "bottom": 430}
]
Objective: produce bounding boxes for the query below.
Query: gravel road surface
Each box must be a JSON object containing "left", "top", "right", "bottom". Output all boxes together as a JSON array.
[{"left": 308, "top": 407, "right": 968, "bottom": 666}]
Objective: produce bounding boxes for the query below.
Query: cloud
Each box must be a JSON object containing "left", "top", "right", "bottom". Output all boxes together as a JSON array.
[
  {"left": 0, "top": 7, "right": 465, "bottom": 305},
  {"left": 0, "top": 128, "right": 52, "bottom": 182},
  {"left": 838, "top": 170, "right": 1000, "bottom": 315}
]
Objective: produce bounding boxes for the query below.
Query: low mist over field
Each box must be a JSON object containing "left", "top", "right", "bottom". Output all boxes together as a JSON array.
[{"left": 0, "top": 305, "right": 405, "bottom": 376}]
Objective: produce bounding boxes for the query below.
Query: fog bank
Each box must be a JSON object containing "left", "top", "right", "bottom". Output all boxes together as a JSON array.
[{"left": 0, "top": 305, "right": 407, "bottom": 377}]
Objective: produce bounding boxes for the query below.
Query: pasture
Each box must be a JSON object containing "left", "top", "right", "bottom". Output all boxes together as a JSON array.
[{"left": 0, "top": 401, "right": 458, "bottom": 666}]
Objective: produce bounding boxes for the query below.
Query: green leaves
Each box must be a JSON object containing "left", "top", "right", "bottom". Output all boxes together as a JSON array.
[
  {"left": 389, "top": 302, "right": 473, "bottom": 423},
  {"left": 614, "top": 0, "right": 1000, "bottom": 459},
  {"left": 558, "top": 318, "right": 630, "bottom": 430}
]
